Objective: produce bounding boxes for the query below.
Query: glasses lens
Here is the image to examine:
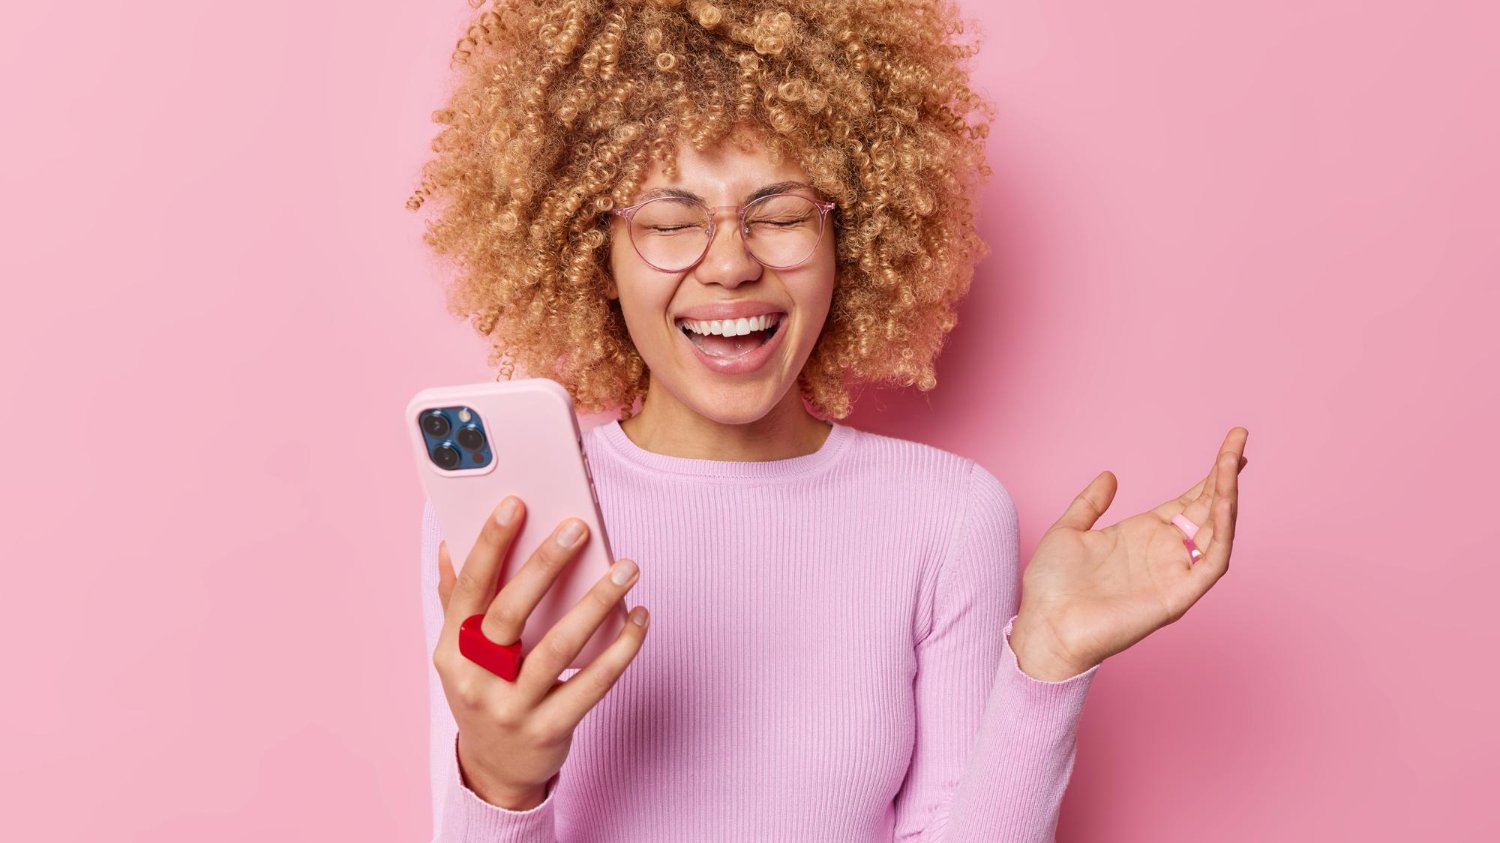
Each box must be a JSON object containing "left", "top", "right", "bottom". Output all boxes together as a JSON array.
[
  {"left": 630, "top": 198, "right": 712, "bottom": 271},
  {"left": 744, "top": 195, "right": 824, "bottom": 268}
]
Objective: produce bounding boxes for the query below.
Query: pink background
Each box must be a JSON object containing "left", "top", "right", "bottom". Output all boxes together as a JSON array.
[{"left": 1, "top": 1, "right": 1494, "bottom": 840}]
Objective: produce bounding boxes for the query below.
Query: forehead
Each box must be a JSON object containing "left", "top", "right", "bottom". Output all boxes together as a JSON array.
[{"left": 635, "top": 133, "right": 810, "bottom": 202}]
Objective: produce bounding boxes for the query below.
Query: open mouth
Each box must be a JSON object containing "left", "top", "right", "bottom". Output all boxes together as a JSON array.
[{"left": 676, "top": 313, "right": 785, "bottom": 359}]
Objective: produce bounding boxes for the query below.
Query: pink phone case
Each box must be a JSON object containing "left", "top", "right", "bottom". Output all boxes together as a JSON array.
[{"left": 406, "top": 378, "right": 625, "bottom": 669}]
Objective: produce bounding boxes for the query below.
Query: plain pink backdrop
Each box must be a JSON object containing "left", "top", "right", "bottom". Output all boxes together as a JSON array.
[{"left": 2, "top": 1, "right": 1494, "bottom": 840}]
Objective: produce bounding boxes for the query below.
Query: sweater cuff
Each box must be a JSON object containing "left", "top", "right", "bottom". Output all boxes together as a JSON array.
[
  {"left": 999, "top": 614, "right": 1100, "bottom": 710},
  {"left": 439, "top": 733, "right": 558, "bottom": 841}
]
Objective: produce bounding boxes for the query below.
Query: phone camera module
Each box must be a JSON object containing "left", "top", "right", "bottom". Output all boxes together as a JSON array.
[
  {"left": 421, "top": 410, "right": 451, "bottom": 438},
  {"left": 432, "top": 443, "right": 461, "bottom": 470},
  {"left": 456, "top": 424, "right": 486, "bottom": 451}
]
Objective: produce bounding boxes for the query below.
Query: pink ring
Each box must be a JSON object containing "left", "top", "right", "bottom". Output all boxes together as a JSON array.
[
  {"left": 1171, "top": 513, "right": 1199, "bottom": 540},
  {"left": 1183, "top": 536, "right": 1203, "bottom": 566}
]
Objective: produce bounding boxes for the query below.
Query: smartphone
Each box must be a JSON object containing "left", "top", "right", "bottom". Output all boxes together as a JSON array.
[{"left": 406, "top": 378, "right": 625, "bottom": 669}]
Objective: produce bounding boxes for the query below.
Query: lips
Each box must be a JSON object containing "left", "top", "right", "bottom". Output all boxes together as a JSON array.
[
  {"left": 673, "top": 301, "right": 786, "bottom": 322},
  {"left": 674, "top": 310, "right": 788, "bottom": 375}
]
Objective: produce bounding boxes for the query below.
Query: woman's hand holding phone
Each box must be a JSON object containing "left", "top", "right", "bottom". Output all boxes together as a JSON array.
[{"left": 433, "top": 495, "right": 651, "bottom": 811}]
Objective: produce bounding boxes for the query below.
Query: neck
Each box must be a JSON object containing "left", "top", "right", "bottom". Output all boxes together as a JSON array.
[{"left": 618, "top": 379, "right": 832, "bottom": 461}]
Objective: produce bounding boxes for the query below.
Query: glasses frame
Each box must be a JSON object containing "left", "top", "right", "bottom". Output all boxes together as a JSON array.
[{"left": 608, "top": 192, "right": 838, "bottom": 273}]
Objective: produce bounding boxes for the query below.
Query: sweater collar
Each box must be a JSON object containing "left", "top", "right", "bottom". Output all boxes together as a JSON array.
[{"left": 590, "top": 417, "right": 856, "bottom": 480}]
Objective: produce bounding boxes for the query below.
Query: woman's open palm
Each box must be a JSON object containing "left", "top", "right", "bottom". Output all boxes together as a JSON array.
[{"left": 1016, "top": 427, "right": 1249, "bottom": 673}]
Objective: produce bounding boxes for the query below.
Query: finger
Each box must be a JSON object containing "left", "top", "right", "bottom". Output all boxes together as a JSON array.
[
  {"left": 1156, "top": 427, "right": 1249, "bottom": 524},
  {"left": 1220, "top": 426, "right": 1249, "bottom": 465},
  {"left": 438, "top": 540, "right": 456, "bottom": 614},
  {"left": 1193, "top": 426, "right": 1247, "bottom": 517},
  {"left": 538, "top": 602, "right": 650, "bottom": 731},
  {"left": 520, "top": 557, "right": 641, "bottom": 695},
  {"left": 447, "top": 497, "right": 526, "bottom": 624},
  {"left": 478, "top": 518, "right": 592, "bottom": 654},
  {"left": 1197, "top": 445, "right": 1240, "bottom": 575},
  {"left": 1158, "top": 436, "right": 1244, "bottom": 612},
  {"left": 1048, "top": 470, "right": 1118, "bottom": 534},
  {"left": 1177, "top": 444, "right": 1240, "bottom": 559},
  {"left": 1159, "top": 447, "right": 1244, "bottom": 516}
]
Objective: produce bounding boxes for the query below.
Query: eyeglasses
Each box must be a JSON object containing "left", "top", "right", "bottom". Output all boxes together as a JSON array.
[{"left": 609, "top": 192, "right": 837, "bottom": 273}]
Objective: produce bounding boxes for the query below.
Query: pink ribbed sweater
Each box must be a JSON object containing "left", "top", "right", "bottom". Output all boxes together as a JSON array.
[{"left": 421, "top": 419, "right": 1101, "bottom": 842}]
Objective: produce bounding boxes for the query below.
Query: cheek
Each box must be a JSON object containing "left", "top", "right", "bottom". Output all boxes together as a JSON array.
[
  {"left": 608, "top": 259, "right": 672, "bottom": 347},
  {"left": 794, "top": 257, "right": 837, "bottom": 331}
]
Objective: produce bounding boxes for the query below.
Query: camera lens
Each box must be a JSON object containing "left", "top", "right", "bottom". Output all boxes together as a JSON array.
[
  {"left": 456, "top": 424, "right": 486, "bottom": 451},
  {"left": 432, "top": 443, "right": 460, "bottom": 470},
  {"left": 422, "top": 410, "right": 451, "bottom": 437}
]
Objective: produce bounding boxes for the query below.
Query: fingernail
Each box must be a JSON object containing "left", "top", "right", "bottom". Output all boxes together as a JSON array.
[
  {"left": 557, "top": 519, "right": 585, "bottom": 548},
  {"left": 611, "top": 559, "right": 638, "bottom": 585},
  {"left": 497, "top": 498, "right": 518, "bottom": 525},
  {"left": 631, "top": 607, "right": 649, "bottom": 627}
]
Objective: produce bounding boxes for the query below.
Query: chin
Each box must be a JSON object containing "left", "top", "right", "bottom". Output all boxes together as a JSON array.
[{"left": 671, "top": 379, "right": 794, "bottom": 427}]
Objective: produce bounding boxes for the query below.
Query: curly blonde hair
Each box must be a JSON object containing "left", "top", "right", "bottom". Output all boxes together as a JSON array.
[{"left": 407, "top": 0, "right": 993, "bottom": 419}]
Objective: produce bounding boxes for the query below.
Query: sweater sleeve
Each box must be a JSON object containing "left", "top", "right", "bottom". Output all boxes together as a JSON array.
[
  {"left": 891, "top": 464, "right": 1101, "bottom": 843},
  {"left": 421, "top": 499, "right": 561, "bottom": 842}
]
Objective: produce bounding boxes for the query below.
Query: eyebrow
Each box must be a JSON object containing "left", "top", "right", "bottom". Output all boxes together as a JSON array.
[{"left": 637, "top": 180, "right": 815, "bottom": 205}]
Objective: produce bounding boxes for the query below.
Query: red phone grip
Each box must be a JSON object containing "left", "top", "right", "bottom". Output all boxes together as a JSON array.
[{"left": 458, "top": 613, "right": 523, "bottom": 682}]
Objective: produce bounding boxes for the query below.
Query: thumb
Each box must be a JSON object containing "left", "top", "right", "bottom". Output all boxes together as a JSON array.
[{"left": 1049, "top": 470, "right": 1118, "bottom": 534}]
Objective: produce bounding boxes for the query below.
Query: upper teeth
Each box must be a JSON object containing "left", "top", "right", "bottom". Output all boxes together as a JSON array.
[{"left": 679, "top": 314, "right": 782, "bottom": 337}]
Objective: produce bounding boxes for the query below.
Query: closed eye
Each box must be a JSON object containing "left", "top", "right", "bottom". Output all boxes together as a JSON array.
[{"left": 749, "top": 216, "right": 811, "bottom": 228}]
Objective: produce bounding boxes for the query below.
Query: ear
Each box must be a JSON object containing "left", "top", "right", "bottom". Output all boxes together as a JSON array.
[{"left": 603, "top": 274, "right": 618, "bottom": 301}]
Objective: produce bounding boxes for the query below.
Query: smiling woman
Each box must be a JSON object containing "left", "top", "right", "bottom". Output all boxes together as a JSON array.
[{"left": 406, "top": 1, "right": 1249, "bottom": 841}]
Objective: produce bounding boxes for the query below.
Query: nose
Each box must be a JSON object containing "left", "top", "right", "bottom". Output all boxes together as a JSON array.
[{"left": 692, "top": 213, "right": 762, "bottom": 289}]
